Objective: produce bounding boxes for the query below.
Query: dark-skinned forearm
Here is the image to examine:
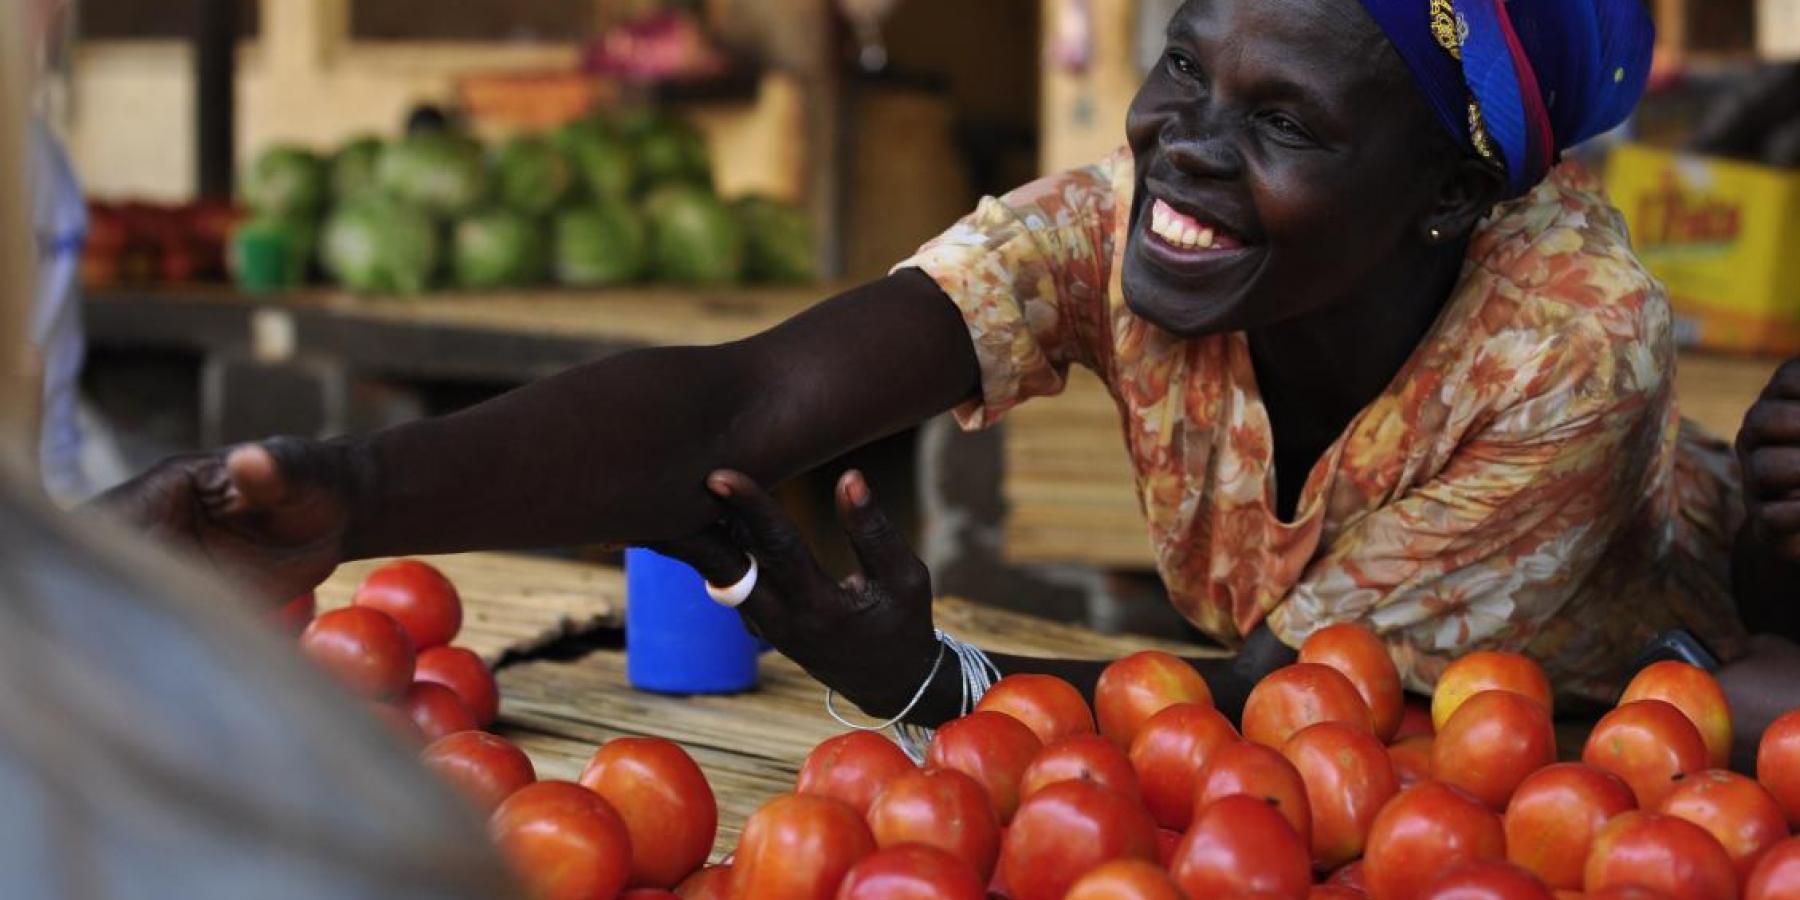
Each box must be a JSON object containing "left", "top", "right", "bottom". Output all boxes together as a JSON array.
[
  {"left": 1733, "top": 522, "right": 1800, "bottom": 640},
  {"left": 341, "top": 271, "right": 980, "bottom": 558}
]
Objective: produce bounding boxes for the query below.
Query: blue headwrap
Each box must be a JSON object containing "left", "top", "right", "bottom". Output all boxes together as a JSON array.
[{"left": 1354, "top": 0, "right": 1656, "bottom": 197}]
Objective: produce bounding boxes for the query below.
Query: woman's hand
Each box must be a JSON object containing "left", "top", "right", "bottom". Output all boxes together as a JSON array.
[
  {"left": 87, "top": 436, "right": 361, "bottom": 601},
  {"left": 650, "top": 469, "right": 943, "bottom": 720},
  {"left": 1739, "top": 359, "right": 1800, "bottom": 562}
]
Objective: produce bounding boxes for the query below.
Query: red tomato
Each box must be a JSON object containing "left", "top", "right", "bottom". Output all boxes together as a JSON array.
[
  {"left": 1316, "top": 887, "right": 1372, "bottom": 900},
  {"left": 1421, "top": 861, "right": 1554, "bottom": 900},
  {"left": 275, "top": 591, "right": 315, "bottom": 634},
  {"left": 579, "top": 737, "right": 718, "bottom": 889},
  {"left": 1095, "top": 650, "right": 1213, "bottom": 748},
  {"left": 1128, "top": 702, "right": 1238, "bottom": 830},
  {"left": 352, "top": 558, "right": 463, "bottom": 651},
  {"left": 1397, "top": 700, "right": 1436, "bottom": 740},
  {"left": 1504, "top": 763, "right": 1637, "bottom": 891},
  {"left": 1431, "top": 652, "right": 1553, "bottom": 733},
  {"left": 797, "top": 731, "right": 915, "bottom": 819},
  {"left": 1300, "top": 623, "right": 1406, "bottom": 742},
  {"left": 866, "top": 768, "right": 1001, "bottom": 881},
  {"left": 414, "top": 645, "right": 500, "bottom": 728},
  {"left": 924, "top": 710, "right": 1043, "bottom": 824},
  {"left": 1582, "top": 812, "right": 1737, "bottom": 900},
  {"left": 1657, "top": 770, "right": 1788, "bottom": 880},
  {"left": 1334, "top": 861, "right": 1372, "bottom": 893},
  {"left": 1019, "top": 733, "right": 1141, "bottom": 803},
  {"left": 420, "top": 730, "right": 537, "bottom": 811},
  {"left": 370, "top": 702, "right": 422, "bottom": 742},
  {"left": 730, "top": 794, "right": 874, "bottom": 900},
  {"left": 1433, "top": 690, "right": 1558, "bottom": 811},
  {"left": 1195, "top": 740, "right": 1313, "bottom": 842},
  {"left": 1285, "top": 721, "right": 1401, "bottom": 869},
  {"left": 1590, "top": 888, "right": 1679, "bottom": 900},
  {"left": 299, "top": 606, "right": 416, "bottom": 700},
  {"left": 834, "top": 843, "right": 985, "bottom": 900},
  {"left": 975, "top": 674, "right": 1097, "bottom": 746},
  {"left": 1155, "top": 827, "right": 1182, "bottom": 868},
  {"left": 1170, "top": 793, "right": 1313, "bottom": 900},
  {"left": 1065, "top": 859, "right": 1186, "bottom": 900},
  {"left": 1619, "top": 663, "right": 1733, "bottom": 771},
  {"left": 397, "top": 681, "right": 477, "bottom": 742},
  {"left": 1244, "top": 663, "right": 1375, "bottom": 749},
  {"left": 1582, "top": 701, "right": 1709, "bottom": 810},
  {"left": 490, "top": 781, "right": 632, "bottom": 900},
  {"left": 622, "top": 891, "right": 682, "bottom": 899},
  {"left": 1364, "top": 782, "right": 1507, "bottom": 900},
  {"left": 1744, "top": 836, "right": 1800, "bottom": 900},
  {"left": 1391, "top": 735, "right": 1436, "bottom": 789},
  {"left": 996, "top": 779, "right": 1159, "bottom": 900},
  {"left": 1756, "top": 710, "right": 1800, "bottom": 829},
  {"left": 676, "top": 865, "right": 732, "bottom": 900}
]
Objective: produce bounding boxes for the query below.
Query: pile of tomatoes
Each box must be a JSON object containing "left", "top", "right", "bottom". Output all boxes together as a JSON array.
[{"left": 281, "top": 574, "right": 1800, "bottom": 900}]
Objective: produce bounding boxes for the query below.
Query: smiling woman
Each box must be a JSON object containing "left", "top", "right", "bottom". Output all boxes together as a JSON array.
[{"left": 99, "top": 0, "right": 1800, "bottom": 744}]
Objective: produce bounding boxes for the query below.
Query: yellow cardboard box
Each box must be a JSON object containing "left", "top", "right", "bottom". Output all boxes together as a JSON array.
[{"left": 1606, "top": 143, "right": 1800, "bottom": 355}]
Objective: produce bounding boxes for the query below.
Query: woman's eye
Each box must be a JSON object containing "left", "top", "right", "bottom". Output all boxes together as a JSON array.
[
  {"left": 1166, "top": 51, "right": 1200, "bottom": 80},
  {"left": 1259, "top": 112, "right": 1313, "bottom": 144}
]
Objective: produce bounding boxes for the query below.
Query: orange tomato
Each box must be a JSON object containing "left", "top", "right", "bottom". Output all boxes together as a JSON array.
[
  {"left": 490, "top": 781, "right": 633, "bottom": 900},
  {"left": 797, "top": 731, "right": 915, "bottom": 819},
  {"left": 397, "top": 680, "right": 477, "bottom": 742},
  {"left": 1619, "top": 663, "right": 1732, "bottom": 771},
  {"left": 729, "top": 794, "right": 874, "bottom": 900},
  {"left": 975, "top": 674, "right": 1097, "bottom": 746},
  {"left": 1285, "top": 721, "right": 1401, "bottom": 869},
  {"left": 580, "top": 737, "right": 718, "bottom": 889},
  {"left": 924, "top": 710, "right": 1043, "bottom": 824},
  {"left": 1128, "top": 702, "right": 1238, "bottom": 830},
  {"left": 1095, "top": 650, "right": 1214, "bottom": 748},
  {"left": 1504, "top": 763, "right": 1637, "bottom": 891},
  {"left": 352, "top": 558, "right": 463, "bottom": 651},
  {"left": 1433, "top": 690, "right": 1558, "bottom": 811},
  {"left": 1064, "top": 859, "right": 1186, "bottom": 900},
  {"left": 414, "top": 645, "right": 500, "bottom": 728},
  {"left": 1582, "top": 812, "right": 1737, "bottom": 900},
  {"left": 1391, "top": 735, "right": 1436, "bottom": 789},
  {"left": 1364, "top": 782, "right": 1507, "bottom": 900},
  {"left": 1019, "top": 733, "right": 1141, "bottom": 803},
  {"left": 834, "top": 843, "right": 986, "bottom": 900},
  {"left": 420, "top": 730, "right": 537, "bottom": 812},
  {"left": 1744, "top": 836, "right": 1800, "bottom": 900},
  {"left": 1657, "top": 770, "right": 1788, "bottom": 880},
  {"left": 866, "top": 768, "right": 1001, "bottom": 882},
  {"left": 996, "top": 779, "right": 1159, "bottom": 900},
  {"left": 1195, "top": 740, "right": 1313, "bottom": 841},
  {"left": 1431, "top": 652, "right": 1553, "bottom": 734},
  {"left": 1756, "top": 710, "right": 1800, "bottom": 829},
  {"left": 299, "top": 606, "right": 416, "bottom": 700},
  {"left": 1301, "top": 623, "right": 1406, "bottom": 742},
  {"left": 1420, "top": 861, "right": 1554, "bottom": 900},
  {"left": 1582, "top": 701, "right": 1710, "bottom": 810},
  {"left": 1171, "top": 793, "right": 1313, "bottom": 900},
  {"left": 1243, "top": 663, "right": 1375, "bottom": 749}
]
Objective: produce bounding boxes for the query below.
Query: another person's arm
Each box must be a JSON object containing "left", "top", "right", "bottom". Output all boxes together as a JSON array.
[
  {"left": 96, "top": 271, "right": 979, "bottom": 599},
  {"left": 1733, "top": 358, "right": 1800, "bottom": 635}
]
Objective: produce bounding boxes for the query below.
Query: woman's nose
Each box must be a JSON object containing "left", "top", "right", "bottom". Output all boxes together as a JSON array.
[{"left": 1163, "top": 125, "right": 1245, "bottom": 180}]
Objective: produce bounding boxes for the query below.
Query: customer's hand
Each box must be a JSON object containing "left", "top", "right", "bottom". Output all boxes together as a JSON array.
[
  {"left": 88, "top": 436, "right": 359, "bottom": 601},
  {"left": 650, "top": 469, "right": 941, "bottom": 719},
  {"left": 1739, "top": 359, "right": 1800, "bottom": 561}
]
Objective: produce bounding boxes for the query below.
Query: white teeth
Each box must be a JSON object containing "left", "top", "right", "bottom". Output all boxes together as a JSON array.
[
  {"left": 1149, "top": 197, "right": 1222, "bottom": 250},
  {"left": 1197, "top": 228, "right": 1215, "bottom": 249}
]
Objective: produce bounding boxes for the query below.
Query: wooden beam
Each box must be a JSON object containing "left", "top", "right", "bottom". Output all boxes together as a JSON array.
[{"left": 0, "top": 2, "right": 40, "bottom": 479}]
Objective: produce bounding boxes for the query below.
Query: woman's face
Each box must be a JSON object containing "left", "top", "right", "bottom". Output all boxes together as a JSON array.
[{"left": 1123, "top": 0, "right": 1452, "bottom": 337}]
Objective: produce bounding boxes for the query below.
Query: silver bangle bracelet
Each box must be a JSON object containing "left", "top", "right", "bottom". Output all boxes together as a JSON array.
[
  {"left": 895, "top": 630, "right": 1001, "bottom": 762},
  {"left": 824, "top": 635, "right": 948, "bottom": 734}
]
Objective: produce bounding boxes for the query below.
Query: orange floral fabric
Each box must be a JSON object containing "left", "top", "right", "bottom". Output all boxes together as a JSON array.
[{"left": 899, "top": 149, "right": 1746, "bottom": 702}]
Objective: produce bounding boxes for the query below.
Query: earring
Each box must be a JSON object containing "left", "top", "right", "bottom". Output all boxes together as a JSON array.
[{"left": 1429, "top": 227, "right": 1443, "bottom": 242}]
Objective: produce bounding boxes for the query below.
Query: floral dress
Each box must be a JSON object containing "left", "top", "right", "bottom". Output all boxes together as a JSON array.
[{"left": 899, "top": 149, "right": 1747, "bottom": 703}]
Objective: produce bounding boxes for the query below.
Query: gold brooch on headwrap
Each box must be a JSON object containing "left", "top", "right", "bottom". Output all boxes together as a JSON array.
[{"left": 1430, "top": 0, "right": 1499, "bottom": 165}]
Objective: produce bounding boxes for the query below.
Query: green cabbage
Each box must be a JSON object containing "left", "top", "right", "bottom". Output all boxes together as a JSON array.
[
  {"left": 553, "top": 201, "right": 646, "bottom": 287},
  {"left": 329, "top": 136, "right": 385, "bottom": 203},
  {"left": 377, "top": 132, "right": 490, "bottom": 218},
  {"left": 732, "top": 195, "right": 815, "bottom": 284},
  {"left": 495, "top": 135, "right": 575, "bottom": 216},
  {"left": 321, "top": 198, "right": 441, "bottom": 295},
  {"left": 243, "top": 145, "right": 327, "bottom": 218},
  {"left": 452, "top": 210, "right": 549, "bottom": 289},
  {"left": 642, "top": 185, "right": 743, "bottom": 285}
]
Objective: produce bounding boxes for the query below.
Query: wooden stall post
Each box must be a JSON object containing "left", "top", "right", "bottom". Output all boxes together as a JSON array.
[{"left": 0, "top": 1, "right": 41, "bottom": 481}]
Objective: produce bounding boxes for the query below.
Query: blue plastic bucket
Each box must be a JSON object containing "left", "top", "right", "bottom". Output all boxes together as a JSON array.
[{"left": 625, "top": 547, "right": 761, "bottom": 694}]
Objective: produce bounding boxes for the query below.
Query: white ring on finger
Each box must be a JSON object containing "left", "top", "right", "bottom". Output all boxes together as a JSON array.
[{"left": 704, "top": 555, "right": 758, "bottom": 608}]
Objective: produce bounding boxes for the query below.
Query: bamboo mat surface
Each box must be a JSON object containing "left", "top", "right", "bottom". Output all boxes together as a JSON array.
[
  {"left": 495, "top": 595, "right": 1215, "bottom": 858},
  {"left": 315, "top": 554, "right": 624, "bottom": 664}
]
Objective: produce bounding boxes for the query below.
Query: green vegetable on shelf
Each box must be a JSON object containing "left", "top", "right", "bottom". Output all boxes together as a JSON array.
[
  {"left": 243, "top": 145, "right": 328, "bottom": 219},
  {"left": 321, "top": 197, "right": 441, "bottom": 295},
  {"left": 377, "top": 131, "right": 491, "bottom": 219},
  {"left": 453, "top": 209, "right": 549, "bottom": 290},
  {"left": 229, "top": 215, "right": 316, "bottom": 293},
  {"left": 494, "top": 135, "right": 575, "bottom": 217},
  {"left": 554, "top": 117, "right": 639, "bottom": 203},
  {"left": 732, "top": 195, "right": 816, "bottom": 284},
  {"left": 329, "top": 136, "right": 386, "bottom": 204},
  {"left": 553, "top": 201, "right": 646, "bottom": 287},
  {"left": 642, "top": 184, "right": 743, "bottom": 286},
  {"left": 632, "top": 114, "right": 713, "bottom": 192}
]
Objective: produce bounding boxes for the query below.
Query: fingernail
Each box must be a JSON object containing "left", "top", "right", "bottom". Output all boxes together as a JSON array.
[
  {"left": 844, "top": 472, "right": 869, "bottom": 507},
  {"left": 707, "top": 473, "right": 733, "bottom": 497}
]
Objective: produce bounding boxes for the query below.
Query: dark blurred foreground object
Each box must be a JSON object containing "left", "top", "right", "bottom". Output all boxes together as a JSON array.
[
  {"left": 1690, "top": 63, "right": 1800, "bottom": 167},
  {"left": 0, "top": 472, "right": 516, "bottom": 899}
]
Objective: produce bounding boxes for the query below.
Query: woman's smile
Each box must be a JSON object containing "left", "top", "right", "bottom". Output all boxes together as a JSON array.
[{"left": 1138, "top": 194, "right": 1260, "bottom": 278}]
